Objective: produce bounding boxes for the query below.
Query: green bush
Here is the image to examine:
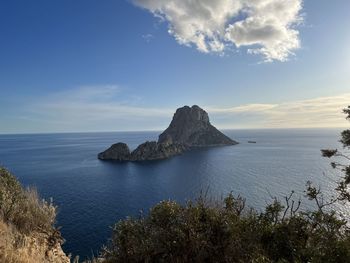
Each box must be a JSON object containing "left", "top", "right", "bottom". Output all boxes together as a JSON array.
[{"left": 99, "top": 192, "right": 350, "bottom": 263}]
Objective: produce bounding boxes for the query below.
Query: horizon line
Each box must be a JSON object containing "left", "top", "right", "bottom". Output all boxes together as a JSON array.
[{"left": 0, "top": 126, "right": 347, "bottom": 136}]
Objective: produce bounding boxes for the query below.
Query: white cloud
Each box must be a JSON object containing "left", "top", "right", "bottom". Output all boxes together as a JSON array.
[
  {"left": 133, "top": 0, "right": 304, "bottom": 61},
  {"left": 142, "top": 33, "right": 154, "bottom": 42},
  {"left": 210, "top": 103, "right": 277, "bottom": 113},
  {"left": 208, "top": 94, "right": 350, "bottom": 128}
]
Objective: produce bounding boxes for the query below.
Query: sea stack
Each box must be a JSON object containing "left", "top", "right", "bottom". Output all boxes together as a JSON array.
[
  {"left": 98, "top": 105, "right": 238, "bottom": 161},
  {"left": 159, "top": 105, "right": 236, "bottom": 147}
]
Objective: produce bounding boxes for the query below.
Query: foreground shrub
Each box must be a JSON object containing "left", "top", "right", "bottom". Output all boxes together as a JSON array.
[
  {"left": 0, "top": 167, "right": 69, "bottom": 263},
  {"left": 99, "top": 192, "right": 350, "bottom": 263},
  {"left": 0, "top": 167, "right": 56, "bottom": 234}
]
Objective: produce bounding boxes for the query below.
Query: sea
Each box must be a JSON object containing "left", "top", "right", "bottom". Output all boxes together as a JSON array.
[{"left": 0, "top": 129, "right": 347, "bottom": 259}]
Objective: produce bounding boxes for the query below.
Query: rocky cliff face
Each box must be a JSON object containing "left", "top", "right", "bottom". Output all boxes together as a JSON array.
[
  {"left": 98, "top": 105, "right": 238, "bottom": 162},
  {"left": 0, "top": 220, "right": 70, "bottom": 263},
  {"left": 98, "top": 141, "right": 187, "bottom": 161},
  {"left": 97, "top": 143, "right": 131, "bottom": 161},
  {"left": 158, "top": 105, "right": 237, "bottom": 147},
  {"left": 130, "top": 141, "right": 187, "bottom": 161}
]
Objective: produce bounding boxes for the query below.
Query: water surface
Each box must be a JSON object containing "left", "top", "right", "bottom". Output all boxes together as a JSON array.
[{"left": 0, "top": 129, "right": 344, "bottom": 258}]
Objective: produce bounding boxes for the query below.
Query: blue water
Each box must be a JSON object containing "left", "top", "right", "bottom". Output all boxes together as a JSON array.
[{"left": 0, "top": 129, "right": 345, "bottom": 259}]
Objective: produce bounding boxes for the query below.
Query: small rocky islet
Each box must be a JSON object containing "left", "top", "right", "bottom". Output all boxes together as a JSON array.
[{"left": 98, "top": 105, "right": 238, "bottom": 161}]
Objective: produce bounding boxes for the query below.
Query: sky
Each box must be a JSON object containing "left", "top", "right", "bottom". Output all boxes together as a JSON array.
[{"left": 0, "top": 0, "right": 349, "bottom": 133}]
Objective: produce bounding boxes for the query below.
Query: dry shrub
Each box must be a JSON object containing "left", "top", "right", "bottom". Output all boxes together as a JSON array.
[
  {"left": 0, "top": 167, "right": 56, "bottom": 235},
  {"left": 0, "top": 167, "right": 66, "bottom": 263},
  {"left": 0, "top": 219, "right": 45, "bottom": 263},
  {"left": 14, "top": 187, "right": 56, "bottom": 234}
]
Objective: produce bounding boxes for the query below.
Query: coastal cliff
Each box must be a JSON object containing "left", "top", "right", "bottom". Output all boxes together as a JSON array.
[
  {"left": 98, "top": 105, "right": 237, "bottom": 162},
  {"left": 0, "top": 222, "right": 70, "bottom": 263}
]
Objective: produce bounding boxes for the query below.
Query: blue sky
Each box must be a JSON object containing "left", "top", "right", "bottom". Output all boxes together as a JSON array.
[{"left": 0, "top": 0, "right": 349, "bottom": 133}]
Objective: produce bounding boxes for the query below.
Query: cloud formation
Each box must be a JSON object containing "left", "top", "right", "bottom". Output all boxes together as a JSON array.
[
  {"left": 2, "top": 85, "right": 348, "bottom": 133},
  {"left": 208, "top": 94, "right": 350, "bottom": 128},
  {"left": 134, "top": 0, "right": 304, "bottom": 61}
]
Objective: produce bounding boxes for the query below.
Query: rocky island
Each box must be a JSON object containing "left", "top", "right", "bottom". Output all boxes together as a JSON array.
[{"left": 98, "top": 105, "right": 238, "bottom": 161}]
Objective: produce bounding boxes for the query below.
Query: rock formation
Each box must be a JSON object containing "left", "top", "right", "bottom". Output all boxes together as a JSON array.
[
  {"left": 130, "top": 141, "right": 187, "bottom": 161},
  {"left": 97, "top": 143, "right": 131, "bottom": 161},
  {"left": 0, "top": 219, "right": 70, "bottom": 263},
  {"left": 98, "top": 105, "right": 238, "bottom": 161},
  {"left": 158, "top": 105, "right": 236, "bottom": 147},
  {"left": 97, "top": 141, "right": 187, "bottom": 161}
]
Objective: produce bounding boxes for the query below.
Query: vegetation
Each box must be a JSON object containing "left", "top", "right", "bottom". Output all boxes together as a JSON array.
[
  {"left": 0, "top": 167, "right": 66, "bottom": 263},
  {"left": 0, "top": 167, "right": 57, "bottom": 235},
  {"left": 96, "top": 191, "right": 349, "bottom": 263},
  {"left": 321, "top": 105, "right": 350, "bottom": 202},
  {"left": 96, "top": 107, "right": 350, "bottom": 263}
]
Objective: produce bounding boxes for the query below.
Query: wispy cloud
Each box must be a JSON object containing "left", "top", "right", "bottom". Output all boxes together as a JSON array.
[
  {"left": 3, "top": 86, "right": 349, "bottom": 133},
  {"left": 133, "top": 0, "right": 304, "bottom": 62},
  {"left": 208, "top": 94, "right": 350, "bottom": 128},
  {"left": 209, "top": 104, "right": 277, "bottom": 113},
  {"left": 36, "top": 85, "right": 169, "bottom": 119},
  {"left": 23, "top": 85, "right": 173, "bottom": 132},
  {"left": 142, "top": 33, "right": 154, "bottom": 43}
]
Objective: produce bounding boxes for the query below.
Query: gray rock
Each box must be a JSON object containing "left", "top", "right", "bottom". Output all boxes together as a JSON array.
[
  {"left": 98, "top": 142, "right": 131, "bottom": 161},
  {"left": 158, "top": 105, "right": 238, "bottom": 147},
  {"left": 130, "top": 141, "right": 187, "bottom": 161},
  {"left": 98, "top": 105, "right": 238, "bottom": 162},
  {"left": 130, "top": 141, "right": 158, "bottom": 161}
]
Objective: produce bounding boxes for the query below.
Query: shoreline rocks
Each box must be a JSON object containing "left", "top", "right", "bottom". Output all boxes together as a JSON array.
[{"left": 98, "top": 105, "right": 238, "bottom": 162}]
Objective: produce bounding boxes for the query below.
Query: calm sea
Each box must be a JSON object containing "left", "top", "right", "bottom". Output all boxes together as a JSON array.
[{"left": 0, "top": 129, "right": 346, "bottom": 259}]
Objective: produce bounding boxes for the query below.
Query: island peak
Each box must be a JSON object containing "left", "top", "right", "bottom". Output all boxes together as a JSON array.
[
  {"left": 158, "top": 105, "right": 235, "bottom": 147},
  {"left": 98, "top": 105, "right": 238, "bottom": 161}
]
